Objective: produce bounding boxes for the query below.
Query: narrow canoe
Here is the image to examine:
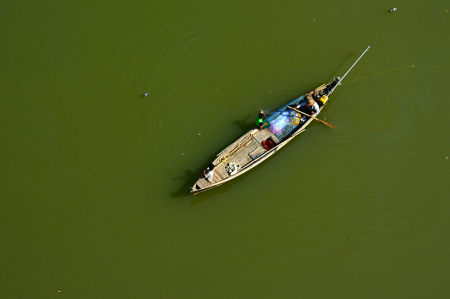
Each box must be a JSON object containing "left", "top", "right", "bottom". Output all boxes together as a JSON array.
[{"left": 188, "top": 80, "right": 340, "bottom": 195}]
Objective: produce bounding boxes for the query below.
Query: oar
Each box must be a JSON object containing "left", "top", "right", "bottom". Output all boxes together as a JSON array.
[
  {"left": 328, "top": 46, "right": 371, "bottom": 96},
  {"left": 287, "top": 106, "right": 337, "bottom": 129}
]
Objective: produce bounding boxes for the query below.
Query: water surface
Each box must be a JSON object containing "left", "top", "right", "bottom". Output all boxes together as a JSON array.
[{"left": 1, "top": 0, "right": 449, "bottom": 298}]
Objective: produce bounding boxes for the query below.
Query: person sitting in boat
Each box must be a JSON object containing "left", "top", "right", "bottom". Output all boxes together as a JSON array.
[
  {"left": 256, "top": 110, "right": 270, "bottom": 131},
  {"left": 296, "top": 96, "right": 320, "bottom": 121},
  {"left": 203, "top": 163, "right": 215, "bottom": 182}
]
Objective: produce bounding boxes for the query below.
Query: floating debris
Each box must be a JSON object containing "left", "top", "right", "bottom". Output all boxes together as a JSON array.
[{"left": 389, "top": 8, "right": 397, "bottom": 12}]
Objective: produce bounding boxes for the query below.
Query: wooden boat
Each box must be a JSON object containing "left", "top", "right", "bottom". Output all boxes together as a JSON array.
[{"left": 189, "top": 47, "right": 371, "bottom": 195}]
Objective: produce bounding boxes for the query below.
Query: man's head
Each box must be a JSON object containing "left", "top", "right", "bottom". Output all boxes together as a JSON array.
[
  {"left": 209, "top": 163, "right": 215, "bottom": 170},
  {"left": 258, "top": 112, "right": 265, "bottom": 119},
  {"left": 307, "top": 98, "right": 315, "bottom": 105}
]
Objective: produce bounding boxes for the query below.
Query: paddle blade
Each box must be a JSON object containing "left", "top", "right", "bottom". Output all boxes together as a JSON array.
[{"left": 325, "top": 122, "right": 337, "bottom": 129}]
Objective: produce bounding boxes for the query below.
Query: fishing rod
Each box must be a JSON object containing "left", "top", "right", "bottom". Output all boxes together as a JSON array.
[{"left": 327, "top": 46, "right": 371, "bottom": 96}]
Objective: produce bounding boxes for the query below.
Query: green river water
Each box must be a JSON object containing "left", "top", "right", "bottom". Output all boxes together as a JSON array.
[{"left": 1, "top": 0, "right": 449, "bottom": 298}]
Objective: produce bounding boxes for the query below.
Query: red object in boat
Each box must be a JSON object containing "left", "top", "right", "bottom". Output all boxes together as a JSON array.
[{"left": 262, "top": 139, "right": 274, "bottom": 150}]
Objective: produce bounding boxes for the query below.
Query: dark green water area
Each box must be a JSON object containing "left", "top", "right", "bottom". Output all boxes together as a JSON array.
[{"left": 1, "top": 1, "right": 449, "bottom": 298}]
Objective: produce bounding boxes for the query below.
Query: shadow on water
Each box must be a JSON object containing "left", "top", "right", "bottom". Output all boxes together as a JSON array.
[
  {"left": 170, "top": 169, "right": 196, "bottom": 197},
  {"left": 169, "top": 166, "right": 206, "bottom": 199},
  {"left": 327, "top": 51, "right": 356, "bottom": 82},
  {"left": 233, "top": 114, "right": 253, "bottom": 131}
]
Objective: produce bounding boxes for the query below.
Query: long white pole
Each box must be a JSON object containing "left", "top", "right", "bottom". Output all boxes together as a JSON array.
[{"left": 328, "top": 46, "right": 371, "bottom": 95}]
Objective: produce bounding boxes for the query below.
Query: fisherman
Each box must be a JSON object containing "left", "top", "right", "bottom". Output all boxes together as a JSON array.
[
  {"left": 203, "top": 163, "right": 215, "bottom": 182},
  {"left": 256, "top": 110, "right": 270, "bottom": 131},
  {"left": 306, "top": 97, "right": 320, "bottom": 116},
  {"left": 296, "top": 96, "right": 320, "bottom": 120}
]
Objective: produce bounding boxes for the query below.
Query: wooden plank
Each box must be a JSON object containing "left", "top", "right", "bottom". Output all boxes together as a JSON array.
[
  {"left": 228, "top": 138, "right": 258, "bottom": 163},
  {"left": 215, "top": 129, "right": 257, "bottom": 157},
  {"left": 252, "top": 130, "right": 271, "bottom": 144},
  {"left": 248, "top": 145, "right": 266, "bottom": 159},
  {"left": 252, "top": 128, "right": 280, "bottom": 145},
  {"left": 213, "top": 165, "right": 227, "bottom": 180},
  {"left": 227, "top": 137, "right": 252, "bottom": 157},
  {"left": 236, "top": 154, "right": 252, "bottom": 167},
  {"left": 220, "top": 138, "right": 252, "bottom": 164},
  {"left": 228, "top": 139, "right": 258, "bottom": 167},
  {"left": 196, "top": 178, "right": 211, "bottom": 189},
  {"left": 211, "top": 164, "right": 228, "bottom": 183}
]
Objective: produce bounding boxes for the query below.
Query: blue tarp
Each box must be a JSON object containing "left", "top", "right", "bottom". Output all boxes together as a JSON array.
[{"left": 266, "top": 95, "right": 306, "bottom": 141}]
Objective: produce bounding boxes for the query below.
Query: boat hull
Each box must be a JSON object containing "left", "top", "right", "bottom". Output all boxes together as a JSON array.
[{"left": 189, "top": 82, "right": 334, "bottom": 195}]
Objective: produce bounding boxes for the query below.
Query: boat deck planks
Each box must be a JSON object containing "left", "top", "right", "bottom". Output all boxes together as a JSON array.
[
  {"left": 227, "top": 138, "right": 259, "bottom": 166},
  {"left": 249, "top": 145, "right": 266, "bottom": 159},
  {"left": 196, "top": 177, "right": 210, "bottom": 189},
  {"left": 252, "top": 129, "right": 280, "bottom": 144},
  {"left": 211, "top": 164, "right": 228, "bottom": 183}
]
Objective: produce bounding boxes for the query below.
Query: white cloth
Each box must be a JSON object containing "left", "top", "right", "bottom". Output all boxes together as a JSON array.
[
  {"left": 225, "top": 162, "right": 239, "bottom": 175},
  {"left": 309, "top": 102, "right": 320, "bottom": 116},
  {"left": 205, "top": 169, "right": 214, "bottom": 182}
]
